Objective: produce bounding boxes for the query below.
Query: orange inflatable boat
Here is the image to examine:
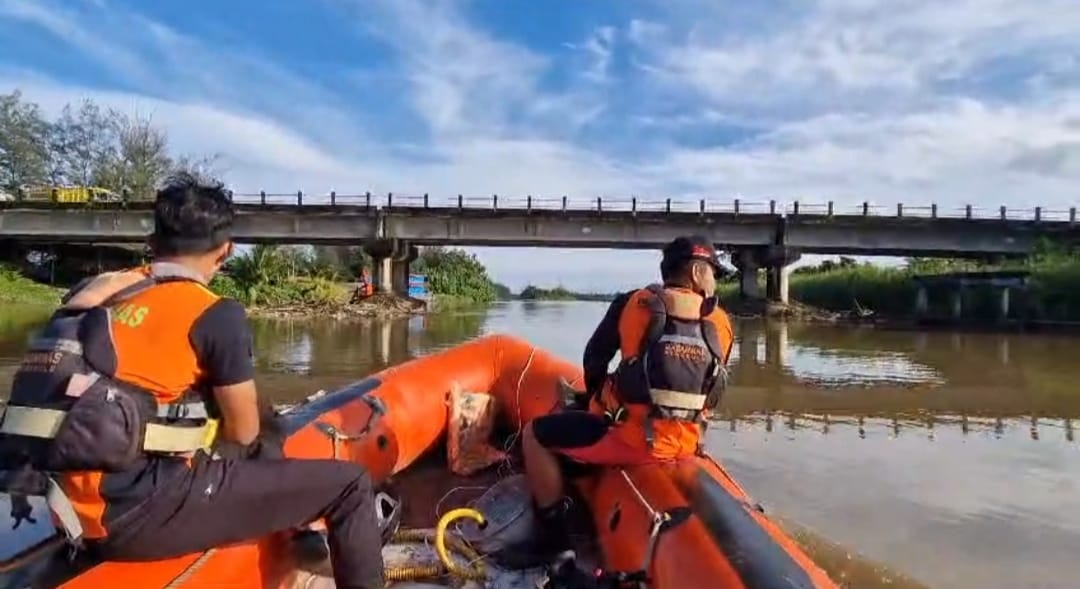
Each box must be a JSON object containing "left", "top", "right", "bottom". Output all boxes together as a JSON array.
[{"left": 2, "top": 334, "right": 839, "bottom": 589}]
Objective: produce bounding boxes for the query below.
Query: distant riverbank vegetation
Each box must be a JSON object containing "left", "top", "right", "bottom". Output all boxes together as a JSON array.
[
  {"left": 513, "top": 285, "right": 618, "bottom": 301},
  {"left": 210, "top": 245, "right": 499, "bottom": 316},
  {"left": 718, "top": 240, "right": 1080, "bottom": 323}
]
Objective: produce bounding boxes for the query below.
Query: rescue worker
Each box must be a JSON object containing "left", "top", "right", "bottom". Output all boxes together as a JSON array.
[
  {"left": 520, "top": 235, "right": 735, "bottom": 563},
  {"left": 0, "top": 173, "right": 386, "bottom": 589}
]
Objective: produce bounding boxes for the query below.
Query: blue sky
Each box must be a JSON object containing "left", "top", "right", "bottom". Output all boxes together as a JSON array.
[{"left": 2, "top": 0, "right": 1079, "bottom": 291}]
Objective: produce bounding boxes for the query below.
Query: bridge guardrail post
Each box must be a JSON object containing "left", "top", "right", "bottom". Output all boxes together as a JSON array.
[
  {"left": 1035, "top": 207, "right": 1041, "bottom": 222},
  {"left": 793, "top": 201, "right": 799, "bottom": 216},
  {"left": 597, "top": 196, "right": 602, "bottom": 213},
  {"left": 862, "top": 202, "right": 869, "bottom": 216},
  {"left": 423, "top": 193, "right": 429, "bottom": 208},
  {"left": 527, "top": 195, "right": 532, "bottom": 213},
  {"left": 769, "top": 200, "right": 776, "bottom": 214},
  {"left": 827, "top": 201, "right": 833, "bottom": 216},
  {"left": 388, "top": 192, "right": 393, "bottom": 209},
  {"left": 493, "top": 194, "right": 498, "bottom": 210},
  {"left": 297, "top": 190, "right": 303, "bottom": 206},
  {"left": 931, "top": 203, "right": 937, "bottom": 218},
  {"left": 260, "top": 190, "right": 266, "bottom": 206},
  {"left": 1000, "top": 205, "right": 1006, "bottom": 220},
  {"left": 734, "top": 199, "right": 740, "bottom": 215},
  {"left": 562, "top": 196, "right": 567, "bottom": 213},
  {"left": 897, "top": 203, "right": 903, "bottom": 217},
  {"left": 966, "top": 204, "right": 972, "bottom": 219},
  {"left": 699, "top": 199, "right": 705, "bottom": 216},
  {"left": 666, "top": 198, "right": 671, "bottom": 213},
  {"left": 330, "top": 191, "right": 336, "bottom": 207},
  {"left": 458, "top": 194, "right": 463, "bottom": 210},
  {"left": 631, "top": 197, "right": 637, "bottom": 216},
  {"left": 365, "top": 191, "right": 371, "bottom": 209},
  {"left": 1070, "top": 208, "right": 1076, "bottom": 225}
]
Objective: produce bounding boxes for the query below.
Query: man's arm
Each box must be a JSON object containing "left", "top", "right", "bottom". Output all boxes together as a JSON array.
[
  {"left": 190, "top": 298, "right": 260, "bottom": 446},
  {"left": 582, "top": 290, "right": 633, "bottom": 397}
]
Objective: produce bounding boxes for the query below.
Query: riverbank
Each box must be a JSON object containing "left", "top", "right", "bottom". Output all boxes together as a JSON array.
[
  {"left": 717, "top": 256, "right": 1080, "bottom": 330},
  {"left": 0, "top": 266, "right": 63, "bottom": 305},
  {"left": 246, "top": 292, "right": 487, "bottom": 320},
  {"left": 0, "top": 264, "right": 483, "bottom": 320}
]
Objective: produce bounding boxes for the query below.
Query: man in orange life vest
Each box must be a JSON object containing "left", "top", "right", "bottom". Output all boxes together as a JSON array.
[
  {"left": 520, "top": 235, "right": 735, "bottom": 561},
  {"left": 0, "top": 174, "right": 386, "bottom": 589}
]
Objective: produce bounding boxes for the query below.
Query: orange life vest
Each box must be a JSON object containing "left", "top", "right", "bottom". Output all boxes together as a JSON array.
[
  {"left": 0, "top": 262, "right": 223, "bottom": 541},
  {"left": 594, "top": 284, "right": 734, "bottom": 460}
]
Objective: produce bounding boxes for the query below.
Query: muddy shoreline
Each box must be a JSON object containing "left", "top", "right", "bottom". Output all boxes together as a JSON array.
[
  {"left": 721, "top": 296, "right": 1080, "bottom": 334},
  {"left": 245, "top": 292, "right": 430, "bottom": 320}
]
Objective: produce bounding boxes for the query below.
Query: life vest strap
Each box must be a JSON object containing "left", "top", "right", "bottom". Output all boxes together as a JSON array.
[
  {"left": 45, "top": 477, "right": 83, "bottom": 543},
  {"left": 27, "top": 337, "right": 83, "bottom": 355},
  {"left": 0, "top": 405, "right": 217, "bottom": 453},
  {"left": 648, "top": 388, "right": 707, "bottom": 411}
]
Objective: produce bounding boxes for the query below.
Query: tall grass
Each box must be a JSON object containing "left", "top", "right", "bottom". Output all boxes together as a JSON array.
[
  {"left": 717, "top": 243, "right": 1080, "bottom": 322},
  {"left": 0, "top": 264, "right": 63, "bottom": 305}
]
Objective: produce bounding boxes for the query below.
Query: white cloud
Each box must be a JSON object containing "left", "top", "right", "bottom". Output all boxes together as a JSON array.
[{"left": 2, "top": 0, "right": 1080, "bottom": 289}]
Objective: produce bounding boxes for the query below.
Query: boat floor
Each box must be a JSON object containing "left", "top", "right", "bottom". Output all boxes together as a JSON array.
[{"left": 295, "top": 445, "right": 602, "bottom": 589}]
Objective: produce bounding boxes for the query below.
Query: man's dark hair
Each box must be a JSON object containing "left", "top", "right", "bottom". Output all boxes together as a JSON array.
[{"left": 150, "top": 172, "right": 235, "bottom": 257}]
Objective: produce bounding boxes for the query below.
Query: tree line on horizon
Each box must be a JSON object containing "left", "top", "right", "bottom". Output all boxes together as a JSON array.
[{"left": 0, "top": 89, "right": 221, "bottom": 199}]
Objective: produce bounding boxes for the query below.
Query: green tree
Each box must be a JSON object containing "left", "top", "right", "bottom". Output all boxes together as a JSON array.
[
  {"left": 492, "top": 282, "right": 513, "bottom": 300},
  {"left": 411, "top": 246, "right": 497, "bottom": 302},
  {"left": 94, "top": 111, "right": 172, "bottom": 199},
  {"left": 49, "top": 99, "right": 117, "bottom": 187},
  {"left": 0, "top": 90, "right": 51, "bottom": 193}
]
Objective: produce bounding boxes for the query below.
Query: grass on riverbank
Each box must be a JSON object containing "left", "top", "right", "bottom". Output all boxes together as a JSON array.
[
  {"left": 719, "top": 253, "right": 1080, "bottom": 323},
  {"left": 0, "top": 265, "right": 63, "bottom": 306}
]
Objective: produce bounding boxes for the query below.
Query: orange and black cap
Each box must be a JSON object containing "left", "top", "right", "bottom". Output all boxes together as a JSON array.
[{"left": 661, "top": 235, "right": 726, "bottom": 279}]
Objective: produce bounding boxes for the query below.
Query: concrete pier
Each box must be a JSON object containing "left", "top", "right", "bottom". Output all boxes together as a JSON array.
[
  {"left": 912, "top": 271, "right": 1029, "bottom": 324},
  {"left": 363, "top": 239, "right": 417, "bottom": 296}
]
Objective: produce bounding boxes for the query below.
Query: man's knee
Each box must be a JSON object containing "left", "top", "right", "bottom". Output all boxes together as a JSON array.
[
  {"left": 335, "top": 461, "right": 374, "bottom": 496},
  {"left": 531, "top": 411, "right": 609, "bottom": 450}
]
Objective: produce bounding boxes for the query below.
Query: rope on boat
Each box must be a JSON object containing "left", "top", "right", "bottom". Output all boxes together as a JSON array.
[
  {"left": 382, "top": 507, "right": 488, "bottom": 585},
  {"left": 163, "top": 548, "right": 217, "bottom": 588}
]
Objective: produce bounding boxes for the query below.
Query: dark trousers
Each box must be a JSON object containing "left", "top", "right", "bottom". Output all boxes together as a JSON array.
[{"left": 91, "top": 453, "right": 385, "bottom": 589}]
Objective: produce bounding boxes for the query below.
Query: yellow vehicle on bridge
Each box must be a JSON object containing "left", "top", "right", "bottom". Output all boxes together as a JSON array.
[{"left": 23, "top": 185, "right": 122, "bottom": 203}]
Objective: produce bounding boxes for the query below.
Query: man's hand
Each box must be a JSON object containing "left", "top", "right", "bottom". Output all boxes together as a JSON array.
[{"left": 10, "top": 494, "right": 35, "bottom": 529}]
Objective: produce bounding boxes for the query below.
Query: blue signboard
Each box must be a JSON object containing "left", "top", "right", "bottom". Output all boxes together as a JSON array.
[{"left": 408, "top": 273, "right": 429, "bottom": 299}]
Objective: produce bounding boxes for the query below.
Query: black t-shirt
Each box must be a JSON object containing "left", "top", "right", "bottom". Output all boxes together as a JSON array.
[{"left": 188, "top": 298, "right": 255, "bottom": 388}]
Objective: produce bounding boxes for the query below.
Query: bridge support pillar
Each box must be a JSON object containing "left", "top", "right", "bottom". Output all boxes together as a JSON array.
[
  {"left": 764, "top": 248, "right": 801, "bottom": 304},
  {"left": 733, "top": 247, "right": 800, "bottom": 303},
  {"left": 731, "top": 249, "right": 763, "bottom": 300},
  {"left": 364, "top": 239, "right": 414, "bottom": 296},
  {"left": 765, "top": 264, "right": 796, "bottom": 305},
  {"left": 390, "top": 244, "right": 419, "bottom": 297}
]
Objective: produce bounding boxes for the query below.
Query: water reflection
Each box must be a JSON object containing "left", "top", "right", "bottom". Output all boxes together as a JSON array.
[{"left": 0, "top": 301, "right": 1078, "bottom": 588}]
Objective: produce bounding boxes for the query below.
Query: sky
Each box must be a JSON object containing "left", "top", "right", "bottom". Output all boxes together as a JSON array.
[{"left": 2, "top": 0, "right": 1079, "bottom": 292}]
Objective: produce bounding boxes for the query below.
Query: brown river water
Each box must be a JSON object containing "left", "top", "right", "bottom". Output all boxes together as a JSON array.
[{"left": 0, "top": 300, "right": 1077, "bottom": 589}]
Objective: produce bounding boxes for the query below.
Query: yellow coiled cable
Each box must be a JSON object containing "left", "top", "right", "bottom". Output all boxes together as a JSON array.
[{"left": 382, "top": 507, "right": 488, "bottom": 585}]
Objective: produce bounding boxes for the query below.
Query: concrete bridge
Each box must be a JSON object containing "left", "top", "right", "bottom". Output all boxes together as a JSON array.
[{"left": 2, "top": 193, "right": 1079, "bottom": 300}]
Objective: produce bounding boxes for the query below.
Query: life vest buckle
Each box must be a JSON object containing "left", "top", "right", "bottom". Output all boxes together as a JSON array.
[{"left": 603, "top": 405, "right": 627, "bottom": 425}]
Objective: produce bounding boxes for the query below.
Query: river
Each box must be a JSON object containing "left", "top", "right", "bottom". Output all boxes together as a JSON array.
[{"left": 0, "top": 300, "right": 1077, "bottom": 589}]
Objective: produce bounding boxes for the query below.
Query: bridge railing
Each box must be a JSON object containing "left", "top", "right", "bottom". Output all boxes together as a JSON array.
[{"left": 6, "top": 190, "right": 1078, "bottom": 223}]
